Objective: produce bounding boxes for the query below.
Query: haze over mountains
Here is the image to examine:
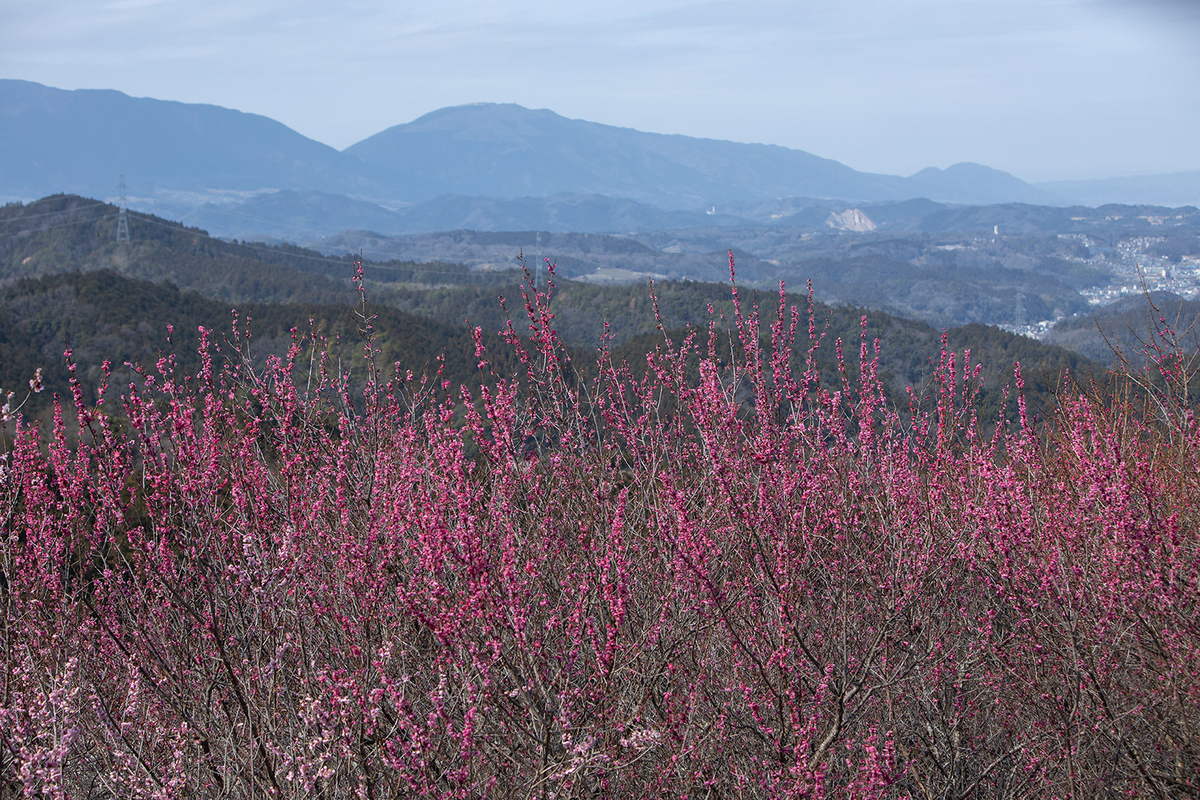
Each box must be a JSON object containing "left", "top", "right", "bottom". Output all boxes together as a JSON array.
[{"left": 4, "top": 79, "right": 1197, "bottom": 242}]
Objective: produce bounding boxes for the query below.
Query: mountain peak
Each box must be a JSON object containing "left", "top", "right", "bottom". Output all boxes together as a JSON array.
[
  {"left": 907, "top": 161, "right": 1057, "bottom": 205},
  {"left": 344, "top": 102, "right": 918, "bottom": 208},
  {"left": 910, "top": 162, "right": 1011, "bottom": 179},
  {"left": 394, "top": 102, "right": 574, "bottom": 142}
]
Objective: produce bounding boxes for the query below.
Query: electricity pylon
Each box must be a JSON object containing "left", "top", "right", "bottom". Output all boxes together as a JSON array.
[{"left": 115, "top": 175, "right": 130, "bottom": 243}]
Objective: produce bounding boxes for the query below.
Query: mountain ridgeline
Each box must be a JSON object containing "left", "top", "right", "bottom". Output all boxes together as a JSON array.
[{"left": 0, "top": 79, "right": 1113, "bottom": 216}]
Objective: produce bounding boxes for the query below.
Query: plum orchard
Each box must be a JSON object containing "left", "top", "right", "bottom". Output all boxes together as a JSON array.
[{"left": 2, "top": 257, "right": 1198, "bottom": 798}]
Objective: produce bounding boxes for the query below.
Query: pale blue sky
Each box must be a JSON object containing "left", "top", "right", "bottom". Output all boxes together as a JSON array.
[{"left": 2, "top": 0, "right": 1197, "bottom": 181}]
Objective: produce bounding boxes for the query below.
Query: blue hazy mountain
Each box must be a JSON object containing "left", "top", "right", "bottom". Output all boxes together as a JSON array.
[
  {"left": 343, "top": 103, "right": 920, "bottom": 207},
  {"left": 0, "top": 79, "right": 390, "bottom": 200},
  {"left": 1036, "top": 171, "right": 1200, "bottom": 208},
  {"left": 186, "top": 190, "right": 755, "bottom": 239},
  {"left": 907, "top": 162, "right": 1063, "bottom": 205},
  {"left": 184, "top": 191, "right": 410, "bottom": 240},
  {"left": 2, "top": 81, "right": 1060, "bottom": 213}
]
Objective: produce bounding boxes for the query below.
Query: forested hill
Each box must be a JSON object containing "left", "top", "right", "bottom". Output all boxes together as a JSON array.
[
  {"left": 1045, "top": 291, "right": 1200, "bottom": 365},
  {"left": 0, "top": 195, "right": 497, "bottom": 305},
  {"left": 2, "top": 269, "right": 1096, "bottom": 429},
  {"left": 0, "top": 270, "right": 526, "bottom": 426}
]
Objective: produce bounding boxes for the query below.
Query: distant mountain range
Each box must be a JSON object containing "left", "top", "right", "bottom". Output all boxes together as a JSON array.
[
  {"left": 2, "top": 79, "right": 1197, "bottom": 239},
  {"left": 183, "top": 190, "right": 754, "bottom": 238},
  {"left": 181, "top": 188, "right": 1198, "bottom": 241},
  {"left": 1037, "top": 172, "right": 1200, "bottom": 209}
]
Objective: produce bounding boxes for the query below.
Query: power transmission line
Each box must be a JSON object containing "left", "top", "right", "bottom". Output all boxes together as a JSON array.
[
  {"left": 0, "top": 200, "right": 109, "bottom": 223},
  {"left": 1, "top": 212, "right": 116, "bottom": 239}
]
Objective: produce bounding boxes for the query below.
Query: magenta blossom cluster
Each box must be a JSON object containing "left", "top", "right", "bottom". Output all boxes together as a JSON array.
[{"left": 2, "top": 258, "right": 1197, "bottom": 798}]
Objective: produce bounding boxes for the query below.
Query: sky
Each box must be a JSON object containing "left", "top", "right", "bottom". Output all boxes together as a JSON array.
[{"left": 2, "top": 0, "right": 1197, "bottom": 182}]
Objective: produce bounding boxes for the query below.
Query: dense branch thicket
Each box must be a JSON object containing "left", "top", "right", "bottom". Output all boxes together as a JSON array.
[{"left": 2, "top": 258, "right": 1198, "bottom": 798}]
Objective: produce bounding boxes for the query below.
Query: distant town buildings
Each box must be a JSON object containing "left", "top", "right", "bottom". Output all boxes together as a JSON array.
[{"left": 1003, "top": 235, "right": 1200, "bottom": 340}]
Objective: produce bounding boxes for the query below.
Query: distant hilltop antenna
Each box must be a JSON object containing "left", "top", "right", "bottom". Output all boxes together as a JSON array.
[{"left": 115, "top": 175, "right": 130, "bottom": 243}]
